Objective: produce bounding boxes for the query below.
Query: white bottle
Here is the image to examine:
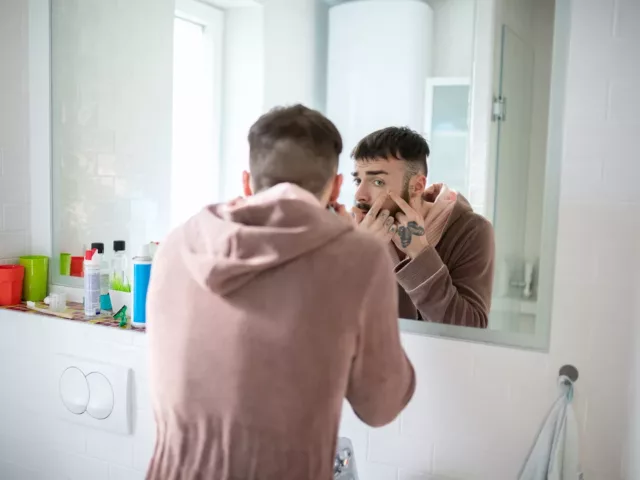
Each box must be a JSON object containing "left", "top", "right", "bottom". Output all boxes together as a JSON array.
[
  {"left": 111, "top": 240, "right": 129, "bottom": 288},
  {"left": 84, "top": 249, "right": 102, "bottom": 317}
]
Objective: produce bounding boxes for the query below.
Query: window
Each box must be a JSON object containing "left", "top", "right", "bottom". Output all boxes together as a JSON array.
[{"left": 171, "top": 0, "right": 223, "bottom": 227}]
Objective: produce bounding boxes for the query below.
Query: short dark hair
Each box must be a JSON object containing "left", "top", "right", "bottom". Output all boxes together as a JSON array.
[
  {"left": 351, "top": 127, "right": 429, "bottom": 177},
  {"left": 247, "top": 104, "right": 343, "bottom": 197}
]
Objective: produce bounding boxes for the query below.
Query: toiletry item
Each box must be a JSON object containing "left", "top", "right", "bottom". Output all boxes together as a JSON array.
[
  {"left": 19, "top": 255, "right": 49, "bottom": 302},
  {"left": 91, "top": 242, "right": 105, "bottom": 254},
  {"left": 91, "top": 242, "right": 112, "bottom": 311},
  {"left": 26, "top": 301, "right": 76, "bottom": 319},
  {"left": 45, "top": 292, "right": 67, "bottom": 312},
  {"left": 0, "top": 265, "right": 25, "bottom": 306},
  {"left": 113, "top": 306, "right": 128, "bottom": 328},
  {"left": 148, "top": 241, "right": 160, "bottom": 259},
  {"left": 110, "top": 240, "right": 130, "bottom": 291},
  {"left": 109, "top": 289, "right": 131, "bottom": 318},
  {"left": 59, "top": 253, "right": 71, "bottom": 275},
  {"left": 132, "top": 244, "right": 152, "bottom": 327},
  {"left": 84, "top": 249, "right": 101, "bottom": 316},
  {"left": 70, "top": 256, "right": 84, "bottom": 277}
]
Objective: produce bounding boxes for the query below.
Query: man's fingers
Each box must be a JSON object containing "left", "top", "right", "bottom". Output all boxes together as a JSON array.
[
  {"left": 333, "top": 203, "right": 354, "bottom": 224},
  {"left": 409, "top": 192, "right": 425, "bottom": 212},
  {"left": 365, "top": 193, "right": 389, "bottom": 221},
  {"left": 351, "top": 207, "right": 365, "bottom": 224},
  {"left": 395, "top": 212, "right": 409, "bottom": 224},
  {"left": 377, "top": 209, "right": 390, "bottom": 223},
  {"left": 383, "top": 222, "right": 398, "bottom": 242},
  {"left": 388, "top": 191, "right": 413, "bottom": 215}
]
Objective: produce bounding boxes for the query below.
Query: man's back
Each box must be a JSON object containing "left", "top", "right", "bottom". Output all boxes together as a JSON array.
[{"left": 146, "top": 184, "right": 415, "bottom": 480}]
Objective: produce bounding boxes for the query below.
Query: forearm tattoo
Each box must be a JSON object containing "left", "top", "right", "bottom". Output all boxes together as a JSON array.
[{"left": 397, "top": 221, "right": 426, "bottom": 248}]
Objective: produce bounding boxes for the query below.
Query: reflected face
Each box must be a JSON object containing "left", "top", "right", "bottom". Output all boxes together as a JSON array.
[{"left": 352, "top": 158, "right": 410, "bottom": 215}]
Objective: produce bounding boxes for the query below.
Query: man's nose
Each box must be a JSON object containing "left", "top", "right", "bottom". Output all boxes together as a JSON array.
[{"left": 355, "top": 183, "right": 370, "bottom": 204}]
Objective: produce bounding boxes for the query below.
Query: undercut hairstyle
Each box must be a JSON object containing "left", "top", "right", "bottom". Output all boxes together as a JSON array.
[
  {"left": 248, "top": 104, "right": 343, "bottom": 197},
  {"left": 351, "top": 127, "right": 430, "bottom": 180}
]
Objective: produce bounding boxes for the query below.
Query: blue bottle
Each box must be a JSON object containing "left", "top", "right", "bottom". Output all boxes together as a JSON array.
[{"left": 131, "top": 244, "right": 152, "bottom": 327}]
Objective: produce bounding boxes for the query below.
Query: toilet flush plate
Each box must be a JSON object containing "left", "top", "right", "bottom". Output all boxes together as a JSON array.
[{"left": 53, "top": 354, "right": 132, "bottom": 435}]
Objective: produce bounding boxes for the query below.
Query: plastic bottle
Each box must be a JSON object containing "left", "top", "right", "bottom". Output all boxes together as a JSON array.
[
  {"left": 84, "top": 249, "right": 101, "bottom": 316},
  {"left": 132, "top": 244, "right": 152, "bottom": 327},
  {"left": 91, "top": 242, "right": 112, "bottom": 311},
  {"left": 111, "top": 240, "right": 129, "bottom": 290}
]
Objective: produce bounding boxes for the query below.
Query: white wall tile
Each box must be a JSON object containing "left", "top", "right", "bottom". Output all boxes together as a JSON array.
[
  {"left": 0, "top": 462, "right": 48, "bottom": 480},
  {"left": 3, "top": 203, "right": 29, "bottom": 231},
  {"left": 368, "top": 428, "right": 434, "bottom": 473},
  {"left": 86, "top": 430, "right": 135, "bottom": 468},
  {"left": 52, "top": 452, "right": 110, "bottom": 480},
  {"left": 357, "top": 462, "right": 399, "bottom": 480},
  {"left": 109, "top": 464, "right": 145, "bottom": 480},
  {"left": 0, "top": 0, "right": 30, "bottom": 262}
]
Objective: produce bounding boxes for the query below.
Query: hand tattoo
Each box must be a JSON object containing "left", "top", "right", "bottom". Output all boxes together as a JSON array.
[{"left": 397, "top": 221, "right": 426, "bottom": 248}]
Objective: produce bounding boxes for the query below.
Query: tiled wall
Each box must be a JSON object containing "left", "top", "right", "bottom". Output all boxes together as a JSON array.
[
  {"left": 0, "top": 0, "right": 31, "bottom": 264},
  {"left": 0, "top": 313, "right": 154, "bottom": 480},
  {"left": 50, "top": 0, "right": 174, "bottom": 266},
  {"left": 1, "top": 0, "right": 639, "bottom": 480}
]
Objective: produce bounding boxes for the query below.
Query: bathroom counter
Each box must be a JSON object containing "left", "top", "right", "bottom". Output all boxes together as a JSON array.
[{"left": 0, "top": 301, "right": 146, "bottom": 333}]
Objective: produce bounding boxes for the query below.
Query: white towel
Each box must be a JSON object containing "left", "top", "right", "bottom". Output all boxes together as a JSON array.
[{"left": 518, "top": 376, "right": 581, "bottom": 480}]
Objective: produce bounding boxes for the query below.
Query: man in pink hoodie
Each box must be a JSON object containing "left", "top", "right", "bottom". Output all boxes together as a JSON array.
[{"left": 146, "top": 105, "right": 415, "bottom": 480}]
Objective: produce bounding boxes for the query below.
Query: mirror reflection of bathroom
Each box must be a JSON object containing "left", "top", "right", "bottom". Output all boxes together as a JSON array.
[
  {"left": 50, "top": 0, "right": 557, "bottom": 341},
  {"left": 488, "top": 4, "right": 555, "bottom": 335}
]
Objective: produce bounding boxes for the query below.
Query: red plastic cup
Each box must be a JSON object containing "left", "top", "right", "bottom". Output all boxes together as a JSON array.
[
  {"left": 0, "top": 265, "right": 25, "bottom": 306},
  {"left": 70, "top": 256, "right": 84, "bottom": 277}
]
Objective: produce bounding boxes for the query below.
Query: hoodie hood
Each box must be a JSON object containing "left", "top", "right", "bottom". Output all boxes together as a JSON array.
[
  {"left": 422, "top": 183, "right": 473, "bottom": 247},
  {"left": 180, "top": 183, "right": 352, "bottom": 296}
]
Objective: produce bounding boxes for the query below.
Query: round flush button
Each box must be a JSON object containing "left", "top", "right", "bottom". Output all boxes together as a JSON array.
[
  {"left": 59, "top": 367, "right": 89, "bottom": 415},
  {"left": 86, "top": 372, "right": 114, "bottom": 419}
]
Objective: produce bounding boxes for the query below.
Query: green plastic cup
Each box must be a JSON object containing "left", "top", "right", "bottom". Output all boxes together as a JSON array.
[
  {"left": 60, "top": 253, "right": 71, "bottom": 276},
  {"left": 19, "top": 256, "right": 49, "bottom": 302}
]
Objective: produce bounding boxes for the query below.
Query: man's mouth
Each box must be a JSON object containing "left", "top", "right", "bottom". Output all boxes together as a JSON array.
[{"left": 355, "top": 203, "right": 370, "bottom": 213}]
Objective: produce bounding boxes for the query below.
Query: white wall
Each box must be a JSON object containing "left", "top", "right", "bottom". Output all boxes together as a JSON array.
[
  {"left": 1, "top": 0, "right": 639, "bottom": 479},
  {"left": 50, "top": 0, "right": 174, "bottom": 270},
  {"left": 219, "top": 6, "right": 265, "bottom": 200},
  {"left": 523, "top": 0, "right": 554, "bottom": 263},
  {"left": 0, "top": 0, "right": 31, "bottom": 264},
  {"left": 263, "top": 0, "right": 329, "bottom": 111},
  {"left": 432, "top": 0, "right": 476, "bottom": 78},
  {"left": 0, "top": 313, "right": 154, "bottom": 480}
]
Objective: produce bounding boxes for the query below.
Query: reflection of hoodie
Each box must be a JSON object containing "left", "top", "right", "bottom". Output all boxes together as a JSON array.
[
  {"left": 146, "top": 183, "right": 415, "bottom": 480},
  {"left": 391, "top": 183, "right": 495, "bottom": 328}
]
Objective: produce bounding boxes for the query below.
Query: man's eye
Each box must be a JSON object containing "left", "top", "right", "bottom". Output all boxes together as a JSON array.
[
  {"left": 373, "top": 179, "right": 385, "bottom": 187},
  {"left": 353, "top": 178, "right": 361, "bottom": 186}
]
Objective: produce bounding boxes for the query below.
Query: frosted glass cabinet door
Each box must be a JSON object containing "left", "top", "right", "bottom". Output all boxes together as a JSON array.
[{"left": 424, "top": 80, "right": 471, "bottom": 197}]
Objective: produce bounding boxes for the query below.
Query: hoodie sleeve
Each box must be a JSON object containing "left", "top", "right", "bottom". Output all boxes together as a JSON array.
[
  {"left": 395, "top": 215, "right": 495, "bottom": 328},
  {"left": 346, "top": 241, "right": 416, "bottom": 427}
]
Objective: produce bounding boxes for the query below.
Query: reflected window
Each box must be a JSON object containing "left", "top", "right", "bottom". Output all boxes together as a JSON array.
[{"left": 171, "top": 1, "right": 223, "bottom": 227}]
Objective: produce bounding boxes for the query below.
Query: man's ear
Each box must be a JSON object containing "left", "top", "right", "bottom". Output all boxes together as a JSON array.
[
  {"left": 242, "top": 170, "right": 253, "bottom": 197},
  {"left": 329, "top": 174, "right": 343, "bottom": 204},
  {"left": 410, "top": 174, "right": 427, "bottom": 198}
]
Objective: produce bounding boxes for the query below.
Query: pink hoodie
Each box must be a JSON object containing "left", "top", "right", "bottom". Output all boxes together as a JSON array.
[{"left": 146, "top": 183, "right": 415, "bottom": 480}]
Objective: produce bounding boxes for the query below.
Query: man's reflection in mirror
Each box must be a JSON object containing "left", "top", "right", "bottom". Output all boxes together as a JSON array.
[{"left": 338, "top": 127, "right": 495, "bottom": 328}]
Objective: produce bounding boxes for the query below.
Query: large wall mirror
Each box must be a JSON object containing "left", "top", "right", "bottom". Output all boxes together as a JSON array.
[{"left": 50, "top": 0, "right": 569, "bottom": 350}]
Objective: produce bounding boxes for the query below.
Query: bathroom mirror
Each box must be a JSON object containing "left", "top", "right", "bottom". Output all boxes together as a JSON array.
[{"left": 50, "top": 0, "right": 566, "bottom": 350}]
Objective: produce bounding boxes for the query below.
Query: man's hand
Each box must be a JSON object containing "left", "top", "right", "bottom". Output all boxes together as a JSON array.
[
  {"left": 337, "top": 194, "right": 396, "bottom": 243},
  {"left": 389, "top": 192, "right": 429, "bottom": 259}
]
